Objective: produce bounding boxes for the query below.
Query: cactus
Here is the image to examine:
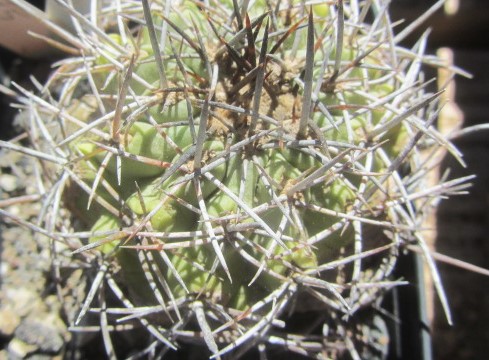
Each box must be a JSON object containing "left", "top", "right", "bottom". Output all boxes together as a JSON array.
[{"left": 0, "top": 0, "right": 474, "bottom": 358}]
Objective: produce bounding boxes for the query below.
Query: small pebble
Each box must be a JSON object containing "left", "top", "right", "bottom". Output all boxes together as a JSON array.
[
  {"left": 0, "top": 308, "right": 21, "bottom": 337},
  {"left": 0, "top": 174, "right": 20, "bottom": 193},
  {"left": 0, "top": 349, "right": 8, "bottom": 360},
  {"left": 0, "top": 262, "right": 10, "bottom": 277},
  {"left": 15, "top": 318, "right": 64, "bottom": 354},
  {"left": 4, "top": 288, "right": 42, "bottom": 318},
  {"left": 7, "top": 338, "right": 38, "bottom": 359}
]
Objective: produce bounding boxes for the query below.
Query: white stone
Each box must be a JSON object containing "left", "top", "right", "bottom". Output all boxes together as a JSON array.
[{"left": 0, "top": 174, "right": 19, "bottom": 192}]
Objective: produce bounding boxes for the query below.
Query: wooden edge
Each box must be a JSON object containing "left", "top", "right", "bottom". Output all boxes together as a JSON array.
[{"left": 420, "top": 46, "right": 464, "bottom": 327}]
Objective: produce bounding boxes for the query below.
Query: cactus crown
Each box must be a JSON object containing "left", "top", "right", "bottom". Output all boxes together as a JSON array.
[{"left": 0, "top": 0, "right": 472, "bottom": 358}]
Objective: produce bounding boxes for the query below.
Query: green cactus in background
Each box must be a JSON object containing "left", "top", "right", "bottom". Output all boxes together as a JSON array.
[{"left": 0, "top": 0, "right": 473, "bottom": 358}]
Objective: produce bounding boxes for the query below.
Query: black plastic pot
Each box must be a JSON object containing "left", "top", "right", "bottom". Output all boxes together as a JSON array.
[{"left": 386, "top": 251, "right": 433, "bottom": 360}]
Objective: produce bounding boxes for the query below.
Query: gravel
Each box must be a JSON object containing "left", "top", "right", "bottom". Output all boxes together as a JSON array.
[{"left": 1, "top": 149, "right": 70, "bottom": 359}]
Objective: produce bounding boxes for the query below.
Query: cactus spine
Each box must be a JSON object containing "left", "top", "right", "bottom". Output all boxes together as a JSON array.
[{"left": 0, "top": 0, "right": 472, "bottom": 358}]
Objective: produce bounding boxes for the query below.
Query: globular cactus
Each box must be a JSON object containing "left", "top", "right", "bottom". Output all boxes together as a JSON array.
[{"left": 0, "top": 0, "right": 473, "bottom": 358}]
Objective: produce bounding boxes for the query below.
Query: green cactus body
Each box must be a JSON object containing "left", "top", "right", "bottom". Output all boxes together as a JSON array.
[{"left": 3, "top": 0, "right": 468, "bottom": 357}]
